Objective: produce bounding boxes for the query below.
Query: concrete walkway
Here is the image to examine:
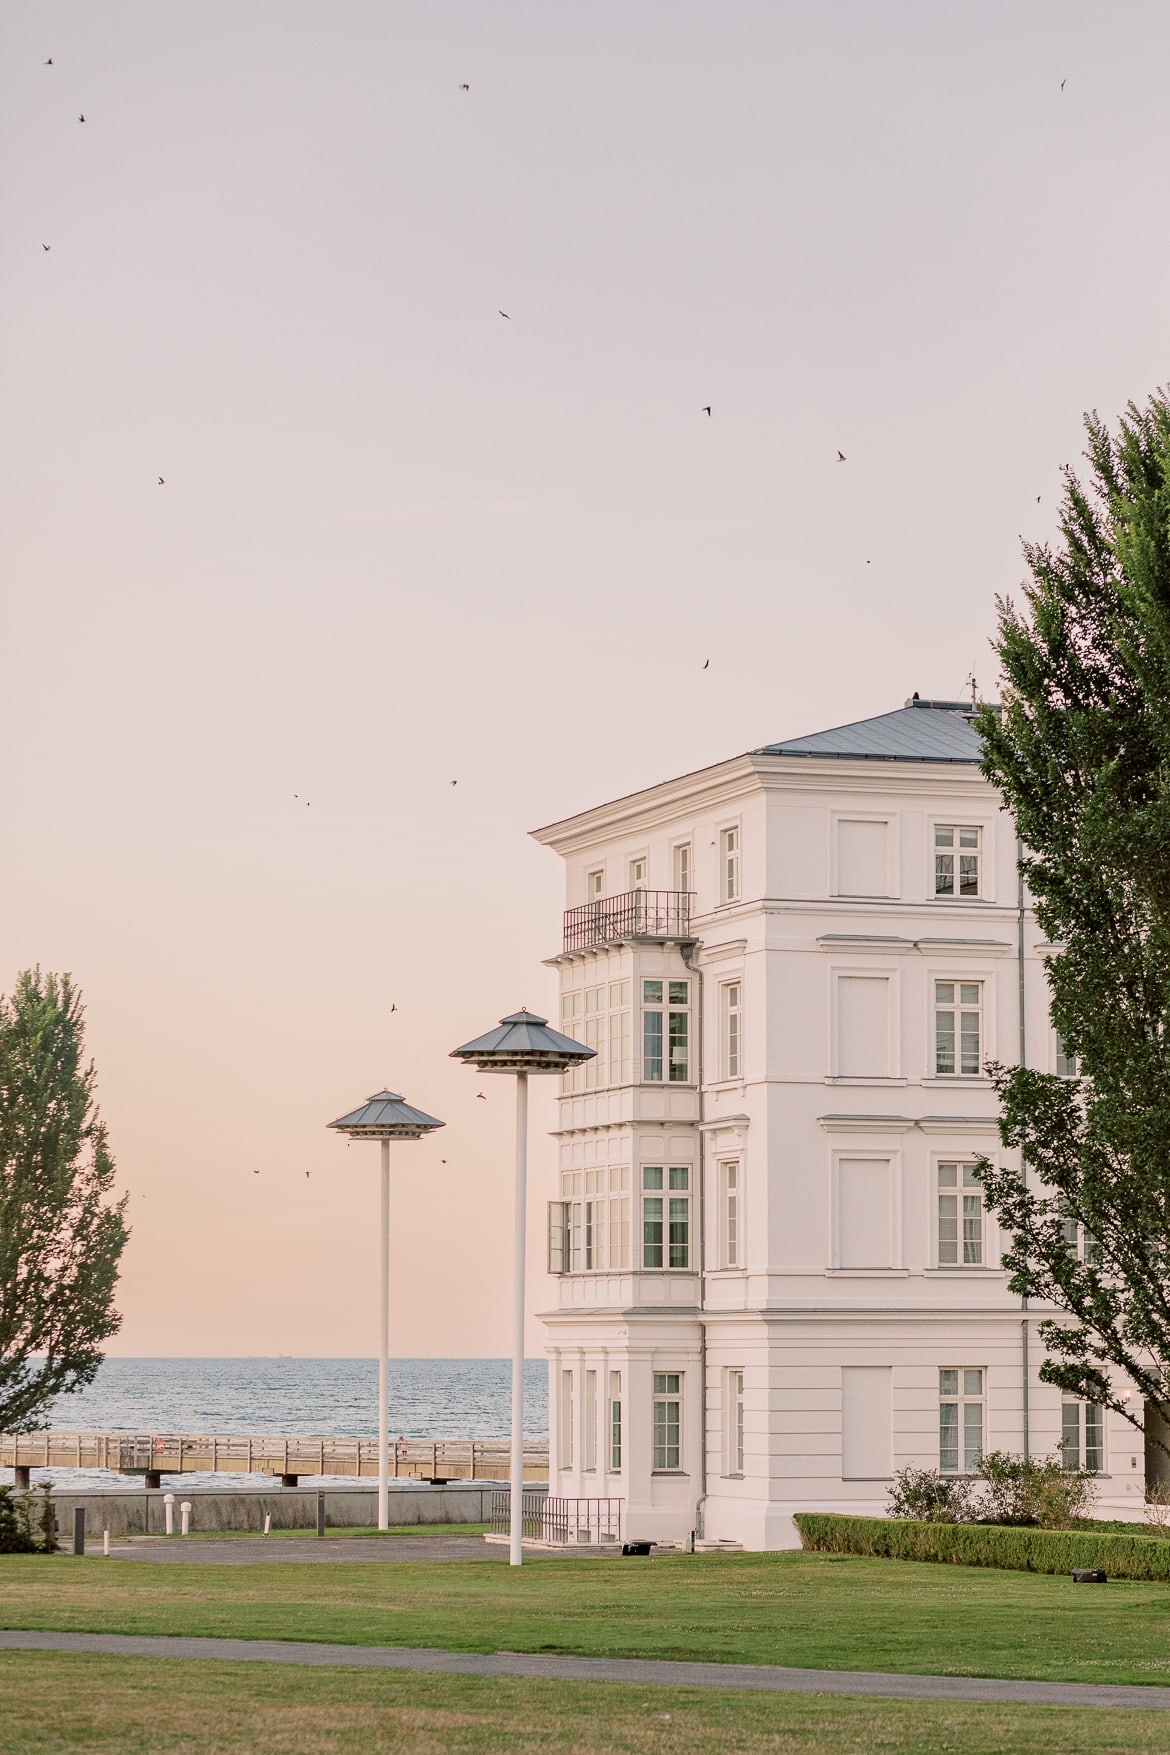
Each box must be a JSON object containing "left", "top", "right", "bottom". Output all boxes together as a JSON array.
[
  {"left": 2, "top": 1629, "right": 1169, "bottom": 1710},
  {"left": 98, "top": 1536, "right": 501, "bottom": 1565}
]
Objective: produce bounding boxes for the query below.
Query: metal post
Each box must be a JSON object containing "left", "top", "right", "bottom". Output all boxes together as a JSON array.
[
  {"left": 317, "top": 1490, "right": 326, "bottom": 1540},
  {"left": 510, "top": 1072, "right": 529, "bottom": 1567},
  {"left": 72, "top": 1507, "right": 85, "bottom": 1556},
  {"left": 379, "top": 1137, "right": 390, "bottom": 1531}
]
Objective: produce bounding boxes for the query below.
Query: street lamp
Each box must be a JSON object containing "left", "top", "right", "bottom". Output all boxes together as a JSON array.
[
  {"left": 450, "top": 1009, "right": 595, "bottom": 1565},
  {"left": 327, "top": 1089, "right": 445, "bottom": 1530}
]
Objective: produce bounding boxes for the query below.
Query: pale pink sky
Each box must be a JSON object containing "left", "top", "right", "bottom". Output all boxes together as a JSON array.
[{"left": 3, "top": 1, "right": 1168, "bottom": 1355}]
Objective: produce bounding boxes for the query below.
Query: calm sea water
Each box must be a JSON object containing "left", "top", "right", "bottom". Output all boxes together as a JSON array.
[{"left": 20, "top": 1357, "right": 547, "bottom": 1490}]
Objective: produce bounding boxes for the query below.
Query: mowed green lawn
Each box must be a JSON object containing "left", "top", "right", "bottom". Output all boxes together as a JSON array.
[
  {"left": 5, "top": 1549, "right": 1170, "bottom": 1686},
  {"left": 1, "top": 1654, "right": 1169, "bottom": 1755}
]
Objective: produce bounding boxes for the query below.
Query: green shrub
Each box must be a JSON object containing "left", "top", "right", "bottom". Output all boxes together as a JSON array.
[
  {"left": 795, "top": 1512, "right": 1170, "bottom": 1579},
  {"left": 976, "top": 1450, "right": 1097, "bottom": 1529},
  {"left": 886, "top": 1466, "right": 976, "bottom": 1522},
  {"left": 0, "top": 1486, "right": 38, "bottom": 1554}
]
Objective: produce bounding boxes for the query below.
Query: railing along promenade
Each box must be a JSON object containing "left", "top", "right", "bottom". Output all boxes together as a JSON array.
[{"left": 0, "top": 1431, "right": 550, "bottom": 1488}]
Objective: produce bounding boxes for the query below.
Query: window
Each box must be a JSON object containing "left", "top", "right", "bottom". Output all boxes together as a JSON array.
[
  {"left": 629, "top": 856, "right": 647, "bottom": 889},
  {"left": 642, "top": 1166, "right": 690, "bottom": 1268},
  {"left": 939, "top": 1368, "right": 984, "bottom": 1473},
  {"left": 1062, "top": 1399, "right": 1104, "bottom": 1472},
  {"left": 562, "top": 981, "right": 631, "bottom": 1092},
  {"left": 1055, "top": 1031, "right": 1080, "bottom": 1078},
  {"left": 584, "top": 1370, "right": 597, "bottom": 1471},
  {"left": 720, "top": 826, "right": 740, "bottom": 902},
  {"left": 938, "top": 1163, "right": 984, "bottom": 1266},
  {"left": 587, "top": 868, "right": 604, "bottom": 903},
  {"left": 935, "top": 825, "right": 981, "bottom": 898},
  {"left": 652, "top": 1372, "right": 682, "bottom": 1470},
  {"left": 549, "top": 1166, "right": 632, "bottom": 1273},
  {"left": 559, "top": 1370, "right": 574, "bottom": 1469},
  {"left": 721, "top": 1161, "right": 741, "bottom": 1267},
  {"left": 609, "top": 1371, "right": 622, "bottom": 1472},
  {"left": 721, "top": 980, "right": 742, "bottom": 1079},
  {"left": 935, "top": 981, "right": 983, "bottom": 1076},
  {"left": 673, "top": 842, "right": 692, "bottom": 894},
  {"left": 1059, "top": 1201, "right": 1101, "bottom": 1266},
  {"left": 642, "top": 978, "right": 689, "bottom": 1081},
  {"left": 725, "top": 1369, "right": 745, "bottom": 1475}
]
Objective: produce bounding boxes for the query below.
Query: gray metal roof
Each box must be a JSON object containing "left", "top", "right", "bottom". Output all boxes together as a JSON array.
[
  {"left": 756, "top": 700, "right": 983, "bottom": 765},
  {"left": 451, "top": 1009, "right": 596, "bottom": 1072},
  {"left": 327, "top": 1090, "right": 445, "bottom": 1138}
]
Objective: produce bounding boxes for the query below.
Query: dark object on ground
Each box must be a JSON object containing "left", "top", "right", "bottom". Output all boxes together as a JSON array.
[
  {"left": 622, "top": 1540, "right": 652, "bottom": 1556},
  {"left": 1072, "top": 1568, "right": 1107, "bottom": 1583}
]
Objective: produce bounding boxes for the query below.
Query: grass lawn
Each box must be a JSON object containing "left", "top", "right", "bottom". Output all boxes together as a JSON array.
[
  {"left": 1, "top": 1654, "right": 1168, "bottom": 1755},
  {"left": 5, "top": 1549, "right": 1170, "bottom": 1686}
]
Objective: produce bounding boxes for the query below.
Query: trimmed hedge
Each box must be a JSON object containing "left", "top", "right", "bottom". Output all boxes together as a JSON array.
[{"left": 794, "top": 1512, "right": 1170, "bottom": 1580}]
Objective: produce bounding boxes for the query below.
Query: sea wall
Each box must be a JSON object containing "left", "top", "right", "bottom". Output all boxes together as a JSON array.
[{"left": 26, "top": 1481, "right": 544, "bottom": 1538}]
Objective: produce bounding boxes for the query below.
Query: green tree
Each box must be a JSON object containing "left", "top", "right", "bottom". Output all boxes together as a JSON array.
[
  {"left": 0, "top": 970, "right": 128, "bottom": 1431},
  {"left": 974, "top": 390, "right": 1170, "bottom": 1451}
]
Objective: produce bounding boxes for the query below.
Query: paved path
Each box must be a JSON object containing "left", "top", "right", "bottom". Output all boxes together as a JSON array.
[
  {"left": 98, "top": 1536, "right": 501, "bottom": 1565},
  {"left": 2, "top": 1629, "right": 1168, "bottom": 1710}
]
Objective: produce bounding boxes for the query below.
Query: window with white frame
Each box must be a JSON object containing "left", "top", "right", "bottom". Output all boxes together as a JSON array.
[
  {"left": 549, "top": 1165, "right": 632, "bottom": 1274},
  {"left": 584, "top": 1370, "right": 597, "bottom": 1471},
  {"left": 1059, "top": 1200, "right": 1101, "bottom": 1266},
  {"left": 1055, "top": 1031, "right": 1080, "bottom": 1078},
  {"left": 935, "top": 981, "right": 983, "bottom": 1076},
  {"left": 937, "top": 1163, "right": 984, "bottom": 1266},
  {"left": 609, "top": 1371, "right": 622, "bottom": 1472},
  {"left": 725, "top": 1369, "right": 745, "bottom": 1476},
  {"left": 652, "top": 1372, "right": 682, "bottom": 1470},
  {"left": 721, "top": 980, "right": 742, "bottom": 1080},
  {"left": 721, "top": 1160, "right": 741, "bottom": 1267},
  {"left": 559, "top": 1369, "right": 574, "bottom": 1469},
  {"left": 629, "top": 855, "right": 647, "bottom": 889},
  {"left": 587, "top": 868, "right": 604, "bottom": 903},
  {"left": 673, "top": 842, "right": 692, "bottom": 895},
  {"left": 935, "top": 825, "right": 981, "bottom": 898},
  {"left": 642, "top": 1166, "right": 690, "bottom": 1268},
  {"left": 939, "top": 1368, "right": 984, "bottom": 1473},
  {"left": 1061, "top": 1398, "right": 1104, "bottom": 1472},
  {"left": 642, "top": 979, "right": 689, "bottom": 1081},
  {"left": 561, "top": 980, "right": 631, "bottom": 1092},
  {"left": 720, "top": 826, "right": 740, "bottom": 902}
]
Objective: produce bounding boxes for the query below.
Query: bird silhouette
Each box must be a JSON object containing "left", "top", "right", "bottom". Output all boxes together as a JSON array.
[
  {"left": 390, "top": 1004, "right": 397, "bottom": 1014},
  {"left": 703, "top": 659, "right": 710, "bottom": 670},
  {"left": 42, "top": 244, "right": 50, "bottom": 251},
  {"left": 837, "top": 450, "right": 846, "bottom": 462},
  {"left": 253, "top": 1169, "right": 260, "bottom": 1175},
  {"left": 498, "top": 311, "right": 510, "bottom": 319},
  {"left": 44, "top": 58, "right": 53, "bottom": 65},
  {"left": 701, "top": 406, "right": 711, "bottom": 416},
  {"left": 305, "top": 1171, "right": 310, "bottom": 1179},
  {"left": 78, "top": 113, "right": 85, "bottom": 122},
  {"left": 158, "top": 477, "right": 165, "bottom": 485},
  {"left": 441, "top": 1158, "right": 447, "bottom": 1164},
  {"left": 459, "top": 82, "right": 469, "bottom": 90},
  {"left": 1060, "top": 78, "right": 1067, "bottom": 91},
  {"left": 476, "top": 1092, "right": 487, "bottom": 1100},
  {"left": 1036, "top": 496, "right": 1041, "bottom": 503},
  {"left": 450, "top": 779, "right": 458, "bottom": 786}
]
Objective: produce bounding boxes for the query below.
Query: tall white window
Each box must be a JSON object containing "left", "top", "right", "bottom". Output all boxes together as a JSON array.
[
  {"left": 550, "top": 1166, "right": 631, "bottom": 1273},
  {"left": 721, "top": 980, "right": 742, "bottom": 1079},
  {"left": 673, "top": 842, "right": 692, "bottom": 894},
  {"left": 725, "top": 1369, "right": 745, "bottom": 1475},
  {"left": 629, "top": 856, "right": 647, "bottom": 889},
  {"left": 642, "top": 979, "right": 689, "bottom": 1081},
  {"left": 935, "top": 981, "right": 983, "bottom": 1076},
  {"left": 720, "top": 826, "right": 740, "bottom": 902},
  {"left": 587, "top": 868, "right": 604, "bottom": 902},
  {"left": 1059, "top": 1201, "right": 1101, "bottom": 1266},
  {"left": 935, "top": 825, "right": 981, "bottom": 898},
  {"left": 642, "top": 1166, "right": 690, "bottom": 1268},
  {"left": 1055, "top": 1031, "right": 1080, "bottom": 1078},
  {"left": 562, "top": 981, "right": 630, "bottom": 1092},
  {"left": 721, "top": 1160, "right": 741, "bottom": 1268},
  {"left": 652, "top": 1372, "right": 682, "bottom": 1470},
  {"left": 609, "top": 1371, "right": 622, "bottom": 1472},
  {"left": 937, "top": 1163, "right": 984, "bottom": 1266},
  {"left": 584, "top": 1370, "right": 597, "bottom": 1471},
  {"left": 1062, "top": 1399, "right": 1104, "bottom": 1472},
  {"left": 559, "top": 1369, "right": 575, "bottom": 1469},
  {"left": 939, "top": 1368, "right": 984, "bottom": 1473}
]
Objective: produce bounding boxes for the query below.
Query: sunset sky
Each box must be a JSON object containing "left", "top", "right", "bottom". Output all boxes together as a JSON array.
[{"left": 3, "top": 0, "right": 1169, "bottom": 1357}]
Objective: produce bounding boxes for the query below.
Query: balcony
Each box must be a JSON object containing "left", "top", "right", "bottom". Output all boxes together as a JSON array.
[{"left": 562, "top": 888, "right": 694, "bottom": 954}]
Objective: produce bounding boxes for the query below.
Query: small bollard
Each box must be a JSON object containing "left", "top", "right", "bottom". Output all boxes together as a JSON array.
[
  {"left": 263, "top": 1513, "right": 271, "bottom": 1537},
  {"left": 180, "top": 1501, "right": 191, "bottom": 1537},
  {"left": 316, "top": 1491, "right": 326, "bottom": 1540},
  {"left": 72, "top": 1507, "right": 85, "bottom": 1557},
  {"left": 103, "top": 1530, "right": 110, "bottom": 1557},
  {"left": 164, "top": 1492, "right": 175, "bottom": 1536}
]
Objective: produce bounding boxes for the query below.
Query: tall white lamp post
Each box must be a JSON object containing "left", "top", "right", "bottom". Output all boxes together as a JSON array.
[
  {"left": 450, "top": 1010, "right": 595, "bottom": 1565},
  {"left": 327, "top": 1090, "right": 445, "bottom": 1530}
]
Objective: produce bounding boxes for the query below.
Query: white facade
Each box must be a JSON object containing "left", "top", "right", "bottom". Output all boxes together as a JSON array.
[{"left": 531, "top": 698, "right": 1147, "bottom": 1550}]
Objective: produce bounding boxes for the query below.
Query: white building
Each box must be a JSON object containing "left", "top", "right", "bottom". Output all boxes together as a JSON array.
[{"left": 531, "top": 696, "right": 1146, "bottom": 1550}]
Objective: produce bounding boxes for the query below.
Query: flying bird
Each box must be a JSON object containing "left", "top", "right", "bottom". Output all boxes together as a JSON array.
[
  {"left": 42, "top": 244, "right": 50, "bottom": 251},
  {"left": 1036, "top": 496, "right": 1041, "bottom": 503},
  {"left": 476, "top": 1092, "right": 486, "bottom": 1100},
  {"left": 837, "top": 450, "right": 846, "bottom": 461},
  {"left": 498, "top": 310, "right": 510, "bottom": 319},
  {"left": 305, "top": 1171, "right": 310, "bottom": 1179},
  {"left": 252, "top": 1169, "right": 260, "bottom": 1175},
  {"left": 158, "top": 477, "right": 165, "bottom": 485},
  {"left": 702, "top": 659, "right": 710, "bottom": 670},
  {"left": 45, "top": 58, "right": 53, "bottom": 65},
  {"left": 441, "top": 1158, "right": 447, "bottom": 1164},
  {"left": 390, "top": 1004, "right": 397, "bottom": 1014},
  {"left": 459, "top": 82, "right": 469, "bottom": 90},
  {"left": 1060, "top": 78, "right": 1067, "bottom": 91},
  {"left": 450, "top": 779, "right": 458, "bottom": 786},
  {"left": 78, "top": 113, "right": 85, "bottom": 122},
  {"left": 701, "top": 406, "right": 711, "bottom": 416}
]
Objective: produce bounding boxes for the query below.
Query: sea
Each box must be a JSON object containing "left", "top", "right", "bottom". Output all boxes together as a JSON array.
[{"left": 20, "top": 1357, "right": 548, "bottom": 1490}]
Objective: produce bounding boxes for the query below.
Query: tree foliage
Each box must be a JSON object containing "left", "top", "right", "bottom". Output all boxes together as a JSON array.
[
  {"left": 974, "top": 390, "right": 1170, "bottom": 1444},
  {"left": 0, "top": 969, "right": 128, "bottom": 1431}
]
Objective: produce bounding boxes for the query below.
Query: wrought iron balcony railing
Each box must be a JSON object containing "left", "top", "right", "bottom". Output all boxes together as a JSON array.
[{"left": 562, "top": 889, "right": 693, "bottom": 954}]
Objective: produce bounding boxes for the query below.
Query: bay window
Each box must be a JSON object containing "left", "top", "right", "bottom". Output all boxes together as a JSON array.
[{"left": 642, "top": 979, "right": 689, "bottom": 1082}]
